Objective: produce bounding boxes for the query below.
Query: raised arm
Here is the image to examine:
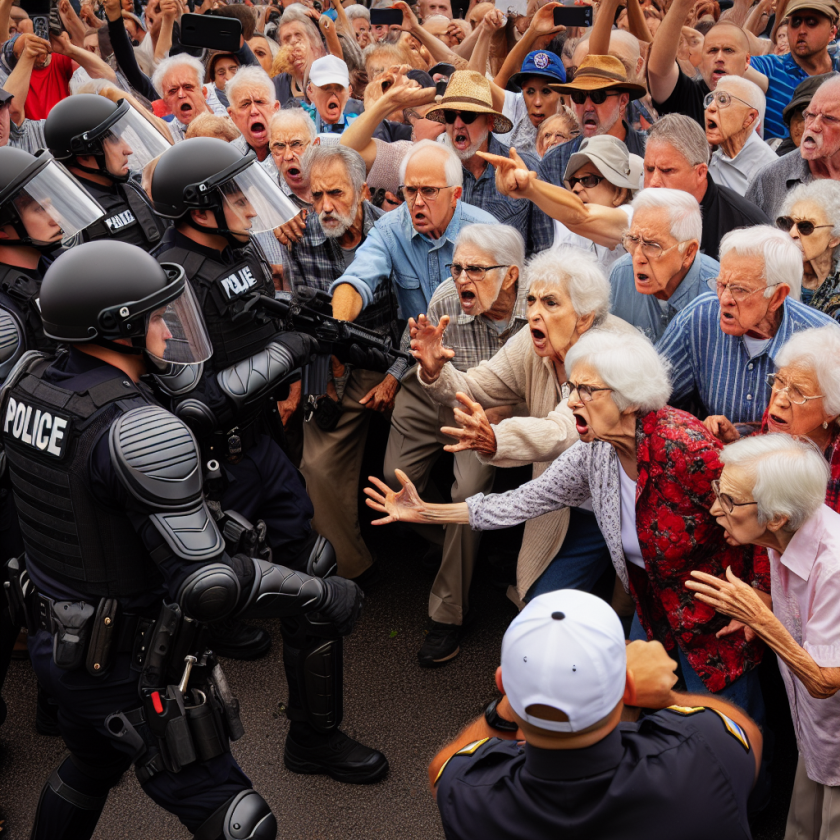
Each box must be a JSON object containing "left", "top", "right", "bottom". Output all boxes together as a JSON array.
[
  {"left": 647, "top": 0, "right": 694, "bottom": 103},
  {"left": 493, "top": 2, "right": 563, "bottom": 89},
  {"left": 393, "top": 0, "right": 465, "bottom": 68},
  {"left": 58, "top": 0, "right": 88, "bottom": 48},
  {"left": 319, "top": 14, "right": 344, "bottom": 60},
  {"left": 104, "top": 0, "right": 158, "bottom": 100},
  {"left": 5, "top": 34, "right": 49, "bottom": 126},
  {"left": 469, "top": 8, "right": 506, "bottom": 74},
  {"left": 0, "top": 0, "right": 13, "bottom": 45},
  {"left": 154, "top": 0, "right": 178, "bottom": 62},
  {"left": 51, "top": 30, "right": 117, "bottom": 83}
]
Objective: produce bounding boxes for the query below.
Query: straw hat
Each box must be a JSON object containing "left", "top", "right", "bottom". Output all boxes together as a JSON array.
[
  {"left": 426, "top": 70, "right": 513, "bottom": 134},
  {"left": 548, "top": 55, "right": 646, "bottom": 101}
]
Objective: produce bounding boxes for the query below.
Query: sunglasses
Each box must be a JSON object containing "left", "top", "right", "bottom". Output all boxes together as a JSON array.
[
  {"left": 569, "top": 90, "right": 620, "bottom": 106},
  {"left": 443, "top": 110, "right": 480, "bottom": 124},
  {"left": 567, "top": 174, "right": 605, "bottom": 189},
  {"left": 776, "top": 216, "right": 834, "bottom": 236}
]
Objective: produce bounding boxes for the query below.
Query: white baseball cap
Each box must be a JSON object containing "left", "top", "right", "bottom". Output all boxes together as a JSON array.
[
  {"left": 501, "top": 590, "right": 627, "bottom": 733},
  {"left": 308, "top": 55, "right": 350, "bottom": 89}
]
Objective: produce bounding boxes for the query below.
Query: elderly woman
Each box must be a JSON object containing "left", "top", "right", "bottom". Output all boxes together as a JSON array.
[
  {"left": 535, "top": 108, "right": 580, "bottom": 159},
  {"left": 776, "top": 180, "right": 840, "bottom": 316},
  {"left": 369, "top": 329, "right": 769, "bottom": 715},
  {"left": 272, "top": 6, "right": 327, "bottom": 105},
  {"left": 205, "top": 51, "right": 241, "bottom": 108},
  {"left": 685, "top": 434, "right": 840, "bottom": 840},
  {"left": 409, "top": 246, "right": 635, "bottom": 604},
  {"left": 705, "top": 75, "right": 777, "bottom": 193},
  {"left": 345, "top": 5, "right": 372, "bottom": 48},
  {"left": 248, "top": 32, "right": 280, "bottom": 75}
]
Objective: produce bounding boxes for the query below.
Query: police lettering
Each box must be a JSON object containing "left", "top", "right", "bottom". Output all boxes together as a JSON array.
[
  {"left": 104, "top": 210, "right": 137, "bottom": 232},
  {"left": 3, "top": 396, "right": 69, "bottom": 458},
  {"left": 220, "top": 267, "right": 257, "bottom": 300}
]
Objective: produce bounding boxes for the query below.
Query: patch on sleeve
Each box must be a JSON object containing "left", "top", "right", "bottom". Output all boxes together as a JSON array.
[
  {"left": 433, "top": 738, "right": 491, "bottom": 786},
  {"left": 664, "top": 705, "right": 707, "bottom": 716},
  {"left": 710, "top": 709, "right": 750, "bottom": 752}
]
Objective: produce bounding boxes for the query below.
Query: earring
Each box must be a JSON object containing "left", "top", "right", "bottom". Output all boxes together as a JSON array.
[{"left": 824, "top": 421, "right": 829, "bottom": 429}]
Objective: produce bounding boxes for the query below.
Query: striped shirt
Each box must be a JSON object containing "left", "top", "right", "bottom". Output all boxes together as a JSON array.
[
  {"left": 656, "top": 292, "right": 839, "bottom": 422},
  {"left": 8, "top": 118, "right": 46, "bottom": 153}
]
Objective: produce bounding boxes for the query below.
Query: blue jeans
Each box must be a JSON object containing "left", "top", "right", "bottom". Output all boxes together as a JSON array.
[{"left": 526, "top": 508, "right": 613, "bottom": 602}]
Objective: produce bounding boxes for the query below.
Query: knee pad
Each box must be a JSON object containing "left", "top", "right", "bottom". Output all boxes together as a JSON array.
[
  {"left": 193, "top": 789, "right": 277, "bottom": 840},
  {"left": 305, "top": 533, "right": 337, "bottom": 580},
  {"left": 281, "top": 632, "right": 343, "bottom": 734}
]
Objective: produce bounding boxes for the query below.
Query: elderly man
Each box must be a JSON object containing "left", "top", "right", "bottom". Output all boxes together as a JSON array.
[
  {"left": 657, "top": 226, "right": 838, "bottom": 422},
  {"left": 327, "top": 140, "right": 496, "bottom": 579},
  {"left": 686, "top": 435, "right": 840, "bottom": 840},
  {"left": 705, "top": 76, "right": 777, "bottom": 193},
  {"left": 644, "top": 114, "right": 770, "bottom": 260},
  {"left": 226, "top": 65, "right": 279, "bottom": 167},
  {"left": 269, "top": 109, "right": 319, "bottom": 208},
  {"left": 747, "top": 75, "right": 840, "bottom": 219},
  {"left": 303, "top": 55, "right": 363, "bottom": 137},
  {"left": 384, "top": 224, "right": 529, "bottom": 666},
  {"left": 418, "top": 0, "right": 452, "bottom": 20},
  {"left": 152, "top": 54, "right": 215, "bottom": 143},
  {"left": 610, "top": 189, "right": 719, "bottom": 341}
]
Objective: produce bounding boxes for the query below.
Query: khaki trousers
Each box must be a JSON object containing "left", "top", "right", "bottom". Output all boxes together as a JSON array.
[
  {"left": 786, "top": 754, "right": 840, "bottom": 840},
  {"left": 383, "top": 369, "right": 495, "bottom": 626},
  {"left": 299, "top": 368, "right": 385, "bottom": 579}
]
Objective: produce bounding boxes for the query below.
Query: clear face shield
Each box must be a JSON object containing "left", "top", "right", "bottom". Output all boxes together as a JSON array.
[
  {"left": 14, "top": 160, "right": 104, "bottom": 243},
  {"left": 218, "top": 159, "right": 299, "bottom": 235},
  {"left": 144, "top": 278, "right": 213, "bottom": 366},
  {"left": 101, "top": 107, "right": 171, "bottom": 177}
]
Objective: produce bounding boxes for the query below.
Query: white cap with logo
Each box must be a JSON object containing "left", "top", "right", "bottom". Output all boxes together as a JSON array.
[
  {"left": 308, "top": 55, "right": 350, "bottom": 89},
  {"left": 501, "top": 590, "right": 627, "bottom": 733}
]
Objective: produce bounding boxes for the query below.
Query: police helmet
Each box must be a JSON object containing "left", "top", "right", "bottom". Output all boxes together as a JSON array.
[{"left": 40, "top": 241, "right": 211, "bottom": 365}]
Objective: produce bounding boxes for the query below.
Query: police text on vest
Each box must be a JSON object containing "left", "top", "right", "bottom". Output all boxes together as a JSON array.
[
  {"left": 3, "top": 397, "right": 69, "bottom": 458},
  {"left": 220, "top": 266, "right": 257, "bottom": 299}
]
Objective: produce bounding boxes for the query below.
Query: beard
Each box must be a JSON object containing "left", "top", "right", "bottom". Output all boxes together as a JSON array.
[
  {"left": 443, "top": 127, "right": 490, "bottom": 161},
  {"left": 319, "top": 205, "right": 357, "bottom": 238}
]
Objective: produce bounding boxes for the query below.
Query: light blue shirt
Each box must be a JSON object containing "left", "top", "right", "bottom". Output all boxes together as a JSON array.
[
  {"left": 609, "top": 252, "right": 720, "bottom": 342},
  {"left": 656, "top": 292, "right": 839, "bottom": 422},
  {"left": 329, "top": 200, "right": 497, "bottom": 320}
]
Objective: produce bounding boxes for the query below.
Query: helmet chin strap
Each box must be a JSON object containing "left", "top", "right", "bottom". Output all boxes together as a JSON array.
[
  {"left": 0, "top": 222, "right": 62, "bottom": 255},
  {"left": 184, "top": 196, "right": 251, "bottom": 249},
  {"left": 74, "top": 152, "right": 131, "bottom": 184}
]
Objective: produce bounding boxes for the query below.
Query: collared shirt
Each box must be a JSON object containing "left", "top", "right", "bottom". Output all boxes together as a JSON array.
[
  {"left": 436, "top": 710, "right": 755, "bottom": 840},
  {"left": 746, "top": 150, "right": 813, "bottom": 221},
  {"left": 708, "top": 130, "right": 779, "bottom": 195},
  {"left": 8, "top": 117, "right": 46, "bottom": 153},
  {"left": 768, "top": 504, "right": 840, "bottom": 785},
  {"left": 532, "top": 122, "right": 647, "bottom": 253},
  {"left": 698, "top": 174, "right": 770, "bottom": 261},
  {"left": 329, "top": 199, "right": 498, "bottom": 321},
  {"left": 656, "top": 292, "right": 838, "bottom": 422},
  {"left": 749, "top": 51, "right": 840, "bottom": 140},
  {"left": 299, "top": 99, "right": 362, "bottom": 137},
  {"left": 609, "top": 252, "right": 719, "bottom": 341}
]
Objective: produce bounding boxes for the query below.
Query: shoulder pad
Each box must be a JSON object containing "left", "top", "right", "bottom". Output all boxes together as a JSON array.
[
  {"left": 109, "top": 405, "right": 203, "bottom": 510},
  {"left": 153, "top": 362, "right": 204, "bottom": 397},
  {"left": 0, "top": 308, "right": 24, "bottom": 381}
]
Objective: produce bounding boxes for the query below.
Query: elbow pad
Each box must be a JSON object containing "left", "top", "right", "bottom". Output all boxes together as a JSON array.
[
  {"left": 0, "top": 309, "right": 24, "bottom": 382},
  {"left": 152, "top": 362, "right": 204, "bottom": 397},
  {"left": 216, "top": 341, "right": 299, "bottom": 412},
  {"left": 238, "top": 557, "right": 326, "bottom": 620}
]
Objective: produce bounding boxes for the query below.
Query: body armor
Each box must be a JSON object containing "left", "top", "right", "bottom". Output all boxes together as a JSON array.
[
  {"left": 0, "top": 263, "right": 56, "bottom": 363},
  {"left": 79, "top": 178, "right": 168, "bottom": 251}
]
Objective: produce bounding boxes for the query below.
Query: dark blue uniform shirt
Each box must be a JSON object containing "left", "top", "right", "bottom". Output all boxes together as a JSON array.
[{"left": 436, "top": 706, "right": 755, "bottom": 840}]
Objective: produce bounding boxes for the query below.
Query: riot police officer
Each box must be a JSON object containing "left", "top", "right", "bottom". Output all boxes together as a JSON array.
[
  {"left": 2, "top": 240, "right": 370, "bottom": 840},
  {"left": 44, "top": 94, "right": 171, "bottom": 251}
]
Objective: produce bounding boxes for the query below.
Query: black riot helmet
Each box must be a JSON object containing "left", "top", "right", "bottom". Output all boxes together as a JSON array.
[
  {"left": 150, "top": 137, "right": 297, "bottom": 245},
  {"left": 0, "top": 147, "right": 104, "bottom": 253},
  {"left": 39, "top": 241, "right": 212, "bottom": 365},
  {"left": 44, "top": 95, "right": 170, "bottom": 183}
]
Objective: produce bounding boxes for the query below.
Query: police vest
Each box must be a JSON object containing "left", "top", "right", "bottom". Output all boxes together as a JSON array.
[
  {"left": 0, "top": 263, "right": 56, "bottom": 358},
  {"left": 154, "top": 239, "right": 279, "bottom": 370},
  {"left": 81, "top": 179, "right": 169, "bottom": 251},
  {"left": 1, "top": 355, "right": 162, "bottom": 598}
]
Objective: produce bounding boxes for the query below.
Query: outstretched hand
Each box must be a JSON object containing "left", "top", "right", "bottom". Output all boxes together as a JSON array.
[
  {"left": 476, "top": 147, "right": 536, "bottom": 199},
  {"left": 685, "top": 566, "right": 771, "bottom": 640},
  {"left": 364, "top": 469, "right": 428, "bottom": 525},
  {"left": 409, "top": 314, "right": 455, "bottom": 383},
  {"left": 441, "top": 392, "right": 498, "bottom": 456}
]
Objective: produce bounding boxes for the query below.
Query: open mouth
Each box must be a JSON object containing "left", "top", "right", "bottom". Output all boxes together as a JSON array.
[
  {"left": 801, "top": 134, "right": 818, "bottom": 150},
  {"left": 582, "top": 111, "right": 598, "bottom": 131},
  {"left": 530, "top": 327, "right": 547, "bottom": 351},
  {"left": 285, "top": 165, "right": 302, "bottom": 182},
  {"left": 327, "top": 101, "right": 340, "bottom": 115},
  {"left": 249, "top": 120, "right": 266, "bottom": 140},
  {"left": 720, "top": 310, "right": 737, "bottom": 326},
  {"left": 768, "top": 413, "right": 788, "bottom": 429},
  {"left": 453, "top": 130, "right": 470, "bottom": 149},
  {"left": 711, "top": 69, "right": 726, "bottom": 82},
  {"left": 572, "top": 412, "right": 589, "bottom": 435},
  {"left": 706, "top": 118, "right": 718, "bottom": 131},
  {"left": 459, "top": 290, "right": 476, "bottom": 309},
  {"left": 635, "top": 271, "right": 650, "bottom": 288},
  {"left": 180, "top": 102, "right": 193, "bottom": 118},
  {"left": 413, "top": 210, "right": 427, "bottom": 225}
]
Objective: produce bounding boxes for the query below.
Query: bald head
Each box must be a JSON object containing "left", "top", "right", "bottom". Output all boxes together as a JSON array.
[{"left": 699, "top": 23, "right": 751, "bottom": 89}]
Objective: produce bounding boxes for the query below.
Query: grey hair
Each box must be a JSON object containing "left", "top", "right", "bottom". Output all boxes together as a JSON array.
[
  {"left": 454, "top": 224, "right": 525, "bottom": 274},
  {"left": 564, "top": 329, "right": 672, "bottom": 413},
  {"left": 302, "top": 144, "right": 367, "bottom": 197},
  {"left": 719, "top": 225, "right": 803, "bottom": 301},
  {"left": 225, "top": 65, "right": 276, "bottom": 106},
  {"left": 345, "top": 4, "right": 371, "bottom": 21},
  {"left": 399, "top": 139, "right": 463, "bottom": 187},
  {"left": 716, "top": 74, "right": 766, "bottom": 129},
  {"left": 279, "top": 6, "right": 326, "bottom": 56},
  {"left": 630, "top": 188, "right": 702, "bottom": 244},
  {"left": 781, "top": 179, "right": 840, "bottom": 241},
  {"left": 647, "top": 113, "right": 710, "bottom": 166},
  {"left": 720, "top": 434, "right": 829, "bottom": 532},
  {"left": 362, "top": 41, "right": 407, "bottom": 75},
  {"left": 609, "top": 29, "right": 642, "bottom": 62},
  {"left": 776, "top": 325, "right": 840, "bottom": 416},
  {"left": 268, "top": 107, "right": 317, "bottom": 142},
  {"left": 525, "top": 246, "right": 611, "bottom": 327},
  {"left": 152, "top": 53, "right": 205, "bottom": 98}
]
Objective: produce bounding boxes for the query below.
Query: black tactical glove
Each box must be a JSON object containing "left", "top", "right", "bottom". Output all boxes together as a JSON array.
[
  {"left": 316, "top": 576, "right": 364, "bottom": 636},
  {"left": 340, "top": 343, "right": 392, "bottom": 372},
  {"left": 274, "top": 331, "right": 320, "bottom": 369}
]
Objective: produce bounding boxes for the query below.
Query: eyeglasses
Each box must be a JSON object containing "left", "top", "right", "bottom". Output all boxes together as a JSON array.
[
  {"left": 443, "top": 110, "right": 480, "bottom": 124},
  {"left": 569, "top": 90, "right": 620, "bottom": 106},
  {"left": 802, "top": 110, "right": 840, "bottom": 127},
  {"left": 765, "top": 372, "right": 824, "bottom": 405},
  {"left": 714, "top": 278, "right": 780, "bottom": 303},
  {"left": 271, "top": 140, "right": 307, "bottom": 154},
  {"left": 776, "top": 215, "right": 834, "bottom": 236},
  {"left": 567, "top": 174, "right": 605, "bottom": 189},
  {"left": 400, "top": 185, "right": 453, "bottom": 203},
  {"left": 703, "top": 90, "right": 753, "bottom": 110},
  {"left": 621, "top": 234, "right": 682, "bottom": 260},
  {"left": 568, "top": 381, "right": 613, "bottom": 402},
  {"left": 447, "top": 263, "right": 510, "bottom": 281},
  {"left": 711, "top": 479, "right": 758, "bottom": 515}
]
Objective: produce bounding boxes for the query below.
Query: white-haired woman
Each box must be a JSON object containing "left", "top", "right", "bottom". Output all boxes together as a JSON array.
[
  {"left": 273, "top": 6, "right": 327, "bottom": 106},
  {"left": 685, "top": 434, "right": 840, "bottom": 840},
  {"left": 345, "top": 5, "right": 372, "bottom": 49},
  {"left": 777, "top": 180, "right": 840, "bottom": 317},
  {"left": 407, "top": 246, "right": 632, "bottom": 606},
  {"left": 368, "top": 329, "right": 768, "bottom": 716}
]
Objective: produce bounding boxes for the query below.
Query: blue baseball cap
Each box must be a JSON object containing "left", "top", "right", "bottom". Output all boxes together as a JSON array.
[{"left": 508, "top": 51, "right": 567, "bottom": 91}]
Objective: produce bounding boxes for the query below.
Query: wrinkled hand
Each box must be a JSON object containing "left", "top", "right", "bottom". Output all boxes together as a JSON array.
[
  {"left": 716, "top": 618, "right": 757, "bottom": 643},
  {"left": 529, "top": 2, "right": 565, "bottom": 36},
  {"left": 409, "top": 313, "right": 455, "bottom": 383},
  {"left": 703, "top": 415, "right": 740, "bottom": 443},
  {"left": 441, "top": 392, "right": 498, "bottom": 456},
  {"left": 49, "top": 31, "right": 74, "bottom": 56},
  {"left": 379, "top": 69, "right": 436, "bottom": 109},
  {"left": 318, "top": 576, "right": 364, "bottom": 635},
  {"left": 685, "top": 567, "right": 771, "bottom": 631},
  {"left": 477, "top": 147, "right": 536, "bottom": 199},
  {"left": 392, "top": 0, "right": 419, "bottom": 31},
  {"left": 678, "top": 26, "right": 704, "bottom": 66},
  {"left": 278, "top": 379, "right": 301, "bottom": 425},
  {"left": 160, "top": 0, "right": 178, "bottom": 21},
  {"left": 445, "top": 20, "right": 465, "bottom": 43},
  {"left": 359, "top": 373, "right": 399, "bottom": 413},
  {"left": 482, "top": 7, "right": 507, "bottom": 30},
  {"left": 274, "top": 210, "right": 308, "bottom": 247},
  {"left": 625, "top": 640, "right": 679, "bottom": 710},
  {"left": 364, "top": 469, "right": 429, "bottom": 525},
  {"left": 16, "top": 33, "right": 51, "bottom": 64}
]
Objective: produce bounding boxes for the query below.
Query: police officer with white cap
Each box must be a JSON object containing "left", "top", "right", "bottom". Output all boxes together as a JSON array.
[{"left": 429, "top": 590, "right": 764, "bottom": 840}]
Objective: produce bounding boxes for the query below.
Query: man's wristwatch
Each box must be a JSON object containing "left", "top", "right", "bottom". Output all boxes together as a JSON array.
[{"left": 484, "top": 697, "right": 518, "bottom": 733}]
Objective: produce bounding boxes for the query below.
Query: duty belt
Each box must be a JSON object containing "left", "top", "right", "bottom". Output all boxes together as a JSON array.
[{"left": 206, "top": 414, "right": 261, "bottom": 462}]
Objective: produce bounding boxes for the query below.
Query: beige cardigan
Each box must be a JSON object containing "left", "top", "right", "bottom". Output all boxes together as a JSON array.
[{"left": 421, "top": 316, "right": 636, "bottom": 600}]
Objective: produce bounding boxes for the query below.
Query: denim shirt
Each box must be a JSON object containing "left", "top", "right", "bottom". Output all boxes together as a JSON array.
[{"left": 329, "top": 199, "right": 498, "bottom": 320}]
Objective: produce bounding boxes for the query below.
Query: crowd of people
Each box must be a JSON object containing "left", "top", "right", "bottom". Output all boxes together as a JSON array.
[{"left": 0, "top": 0, "right": 840, "bottom": 833}]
